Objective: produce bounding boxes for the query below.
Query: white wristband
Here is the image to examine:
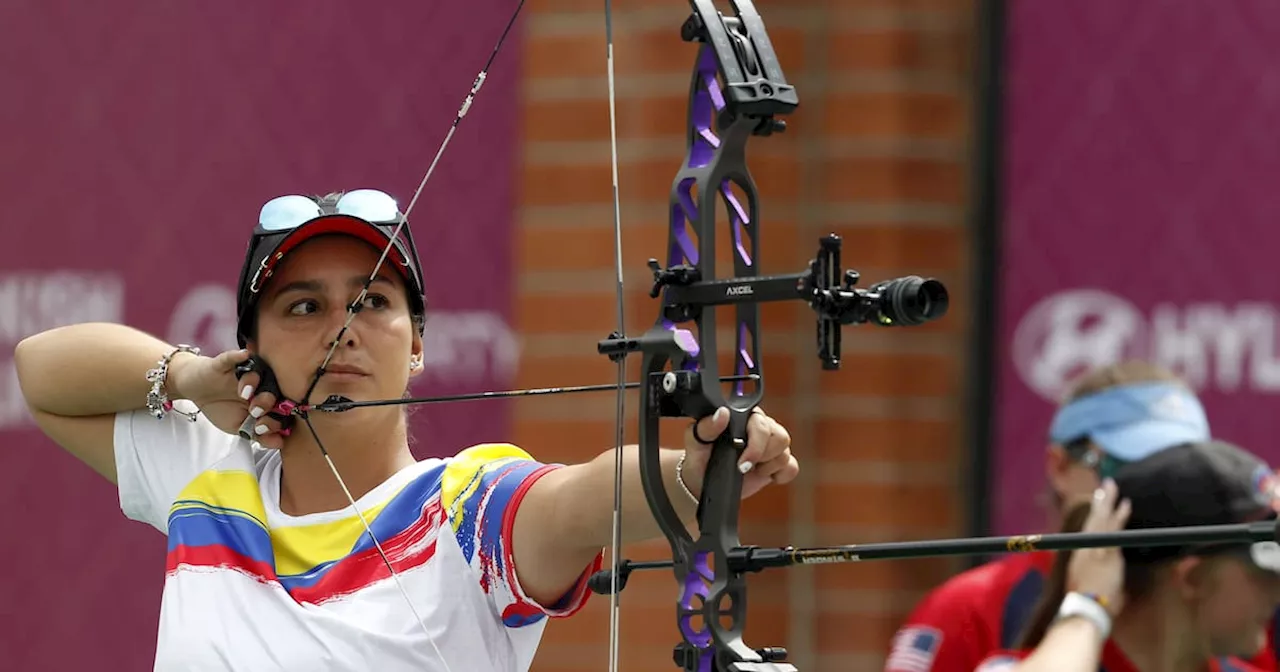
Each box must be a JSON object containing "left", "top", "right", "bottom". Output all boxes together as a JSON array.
[{"left": 1055, "top": 592, "right": 1112, "bottom": 640}]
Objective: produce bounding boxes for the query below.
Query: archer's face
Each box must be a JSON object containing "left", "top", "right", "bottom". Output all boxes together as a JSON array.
[
  {"left": 1190, "top": 556, "right": 1280, "bottom": 659},
  {"left": 251, "top": 235, "right": 423, "bottom": 407},
  {"left": 1045, "top": 443, "right": 1105, "bottom": 508}
]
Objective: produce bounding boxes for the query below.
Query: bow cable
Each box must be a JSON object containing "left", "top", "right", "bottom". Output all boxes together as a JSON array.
[{"left": 290, "top": 2, "right": 530, "bottom": 669}]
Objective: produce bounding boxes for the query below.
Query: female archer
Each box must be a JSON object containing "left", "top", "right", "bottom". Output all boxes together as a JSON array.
[
  {"left": 13, "top": 190, "right": 800, "bottom": 671},
  {"left": 976, "top": 440, "right": 1280, "bottom": 672}
]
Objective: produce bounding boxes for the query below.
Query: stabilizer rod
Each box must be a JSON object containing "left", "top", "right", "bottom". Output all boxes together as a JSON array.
[{"left": 589, "top": 519, "right": 1279, "bottom": 594}]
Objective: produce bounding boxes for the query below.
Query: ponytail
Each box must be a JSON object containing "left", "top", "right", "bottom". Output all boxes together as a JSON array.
[
  {"left": 1015, "top": 501, "right": 1091, "bottom": 649},
  {"left": 1015, "top": 500, "right": 1163, "bottom": 650}
]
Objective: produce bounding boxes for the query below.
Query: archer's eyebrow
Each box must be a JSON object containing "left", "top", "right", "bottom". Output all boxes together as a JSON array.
[{"left": 270, "top": 274, "right": 397, "bottom": 298}]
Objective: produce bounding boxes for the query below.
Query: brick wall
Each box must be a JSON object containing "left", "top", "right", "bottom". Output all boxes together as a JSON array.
[{"left": 511, "top": 0, "right": 976, "bottom": 669}]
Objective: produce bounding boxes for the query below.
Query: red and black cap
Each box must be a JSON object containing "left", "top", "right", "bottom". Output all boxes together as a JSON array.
[{"left": 234, "top": 191, "right": 427, "bottom": 348}]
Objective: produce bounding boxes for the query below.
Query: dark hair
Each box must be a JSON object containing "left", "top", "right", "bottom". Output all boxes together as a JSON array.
[{"left": 1015, "top": 503, "right": 1167, "bottom": 649}]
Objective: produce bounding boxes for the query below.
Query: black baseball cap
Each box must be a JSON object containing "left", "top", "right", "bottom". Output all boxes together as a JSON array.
[
  {"left": 1115, "top": 440, "right": 1280, "bottom": 571},
  {"left": 234, "top": 190, "right": 427, "bottom": 348}
]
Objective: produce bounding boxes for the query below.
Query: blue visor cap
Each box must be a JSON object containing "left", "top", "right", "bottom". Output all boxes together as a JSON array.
[{"left": 1048, "top": 382, "right": 1211, "bottom": 463}]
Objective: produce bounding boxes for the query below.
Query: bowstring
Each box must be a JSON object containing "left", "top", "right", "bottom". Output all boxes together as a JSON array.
[
  {"left": 293, "top": 2, "right": 530, "bottom": 669},
  {"left": 603, "top": 2, "right": 627, "bottom": 672}
]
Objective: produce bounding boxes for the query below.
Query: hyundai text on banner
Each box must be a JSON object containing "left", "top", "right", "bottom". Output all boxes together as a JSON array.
[{"left": 991, "top": 1, "right": 1280, "bottom": 536}]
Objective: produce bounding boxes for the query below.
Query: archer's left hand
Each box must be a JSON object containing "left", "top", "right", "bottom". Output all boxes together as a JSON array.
[{"left": 683, "top": 406, "right": 799, "bottom": 499}]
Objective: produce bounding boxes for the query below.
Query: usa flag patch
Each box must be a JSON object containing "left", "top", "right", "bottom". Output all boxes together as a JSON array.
[{"left": 885, "top": 626, "right": 942, "bottom": 672}]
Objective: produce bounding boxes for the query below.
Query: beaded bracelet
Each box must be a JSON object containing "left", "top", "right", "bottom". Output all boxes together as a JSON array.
[
  {"left": 1079, "top": 591, "right": 1112, "bottom": 612},
  {"left": 675, "top": 451, "right": 700, "bottom": 505},
  {"left": 145, "top": 344, "right": 202, "bottom": 421}
]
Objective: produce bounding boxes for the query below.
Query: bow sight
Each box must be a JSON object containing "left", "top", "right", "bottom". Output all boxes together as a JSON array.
[
  {"left": 593, "top": 1, "right": 949, "bottom": 670},
  {"left": 642, "top": 234, "right": 949, "bottom": 373}
]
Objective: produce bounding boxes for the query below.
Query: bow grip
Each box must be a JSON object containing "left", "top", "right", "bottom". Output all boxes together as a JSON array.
[
  {"left": 233, "top": 355, "right": 296, "bottom": 440},
  {"left": 700, "top": 405, "right": 751, "bottom": 522}
]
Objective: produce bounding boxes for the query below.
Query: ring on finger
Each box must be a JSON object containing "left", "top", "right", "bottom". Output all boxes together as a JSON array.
[{"left": 691, "top": 421, "right": 716, "bottom": 445}]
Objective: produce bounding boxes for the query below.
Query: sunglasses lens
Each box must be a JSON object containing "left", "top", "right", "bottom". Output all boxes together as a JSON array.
[
  {"left": 259, "top": 195, "right": 323, "bottom": 231},
  {"left": 337, "top": 189, "right": 401, "bottom": 223}
]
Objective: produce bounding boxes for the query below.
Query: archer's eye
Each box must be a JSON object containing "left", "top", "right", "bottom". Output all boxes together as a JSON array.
[
  {"left": 288, "top": 299, "right": 320, "bottom": 316},
  {"left": 361, "top": 294, "right": 391, "bottom": 311}
]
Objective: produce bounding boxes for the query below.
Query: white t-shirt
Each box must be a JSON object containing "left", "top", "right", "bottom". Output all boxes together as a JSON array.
[{"left": 113, "top": 401, "right": 602, "bottom": 672}]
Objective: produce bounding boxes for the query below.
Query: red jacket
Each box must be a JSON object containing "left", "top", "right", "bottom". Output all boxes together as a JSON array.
[{"left": 884, "top": 553, "right": 1277, "bottom": 672}]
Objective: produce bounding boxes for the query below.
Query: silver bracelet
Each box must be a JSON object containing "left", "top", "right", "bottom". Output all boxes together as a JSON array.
[
  {"left": 675, "top": 451, "right": 700, "bottom": 505},
  {"left": 145, "top": 344, "right": 201, "bottom": 421}
]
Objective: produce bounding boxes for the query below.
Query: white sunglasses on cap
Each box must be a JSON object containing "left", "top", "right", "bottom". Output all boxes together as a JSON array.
[
  {"left": 243, "top": 188, "right": 424, "bottom": 297},
  {"left": 256, "top": 189, "right": 403, "bottom": 232}
]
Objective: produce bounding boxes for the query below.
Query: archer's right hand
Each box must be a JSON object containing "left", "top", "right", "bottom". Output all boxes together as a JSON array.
[
  {"left": 1066, "top": 478, "right": 1132, "bottom": 616},
  {"left": 167, "top": 348, "right": 286, "bottom": 448}
]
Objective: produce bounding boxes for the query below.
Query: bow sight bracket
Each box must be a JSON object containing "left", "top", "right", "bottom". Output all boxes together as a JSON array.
[{"left": 594, "top": 2, "right": 947, "bottom": 670}]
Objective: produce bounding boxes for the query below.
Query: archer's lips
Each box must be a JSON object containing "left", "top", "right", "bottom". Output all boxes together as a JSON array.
[{"left": 325, "top": 365, "right": 370, "bottom": 378}]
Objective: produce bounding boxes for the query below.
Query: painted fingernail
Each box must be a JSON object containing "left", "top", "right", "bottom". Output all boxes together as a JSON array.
[
  {"left": 715, "top": 407, "right": 728, "bottom": 422},
  {"left": 240, "top": 385, "right": 254, "bottom": 400},
  {"left": 250, "top": 406, "right": 265, "bottom": 418},
  {"left": 739, "top": 461, "right": 753, "bottom": 474},
  {"left": 254, "top": 424, "right": 269, "bottom": 435},
  {"left": 251, "top": 441, "right": 262, "bottom": 451}
]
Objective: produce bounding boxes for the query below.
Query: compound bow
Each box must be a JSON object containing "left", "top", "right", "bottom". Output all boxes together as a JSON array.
[
  {"left": 589, "top": 2, "right": 946, "bottom": 670},
  {"left": 231, "top": 1, "right": 1278, "bottom": 671}
]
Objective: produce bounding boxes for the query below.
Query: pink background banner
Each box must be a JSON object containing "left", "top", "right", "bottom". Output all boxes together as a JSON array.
[
  {"left": 992, "top": 1, "right": 1280, "bottom": 535},
  {"left": 0, "top": 1, "right": 522, "bottom": 667}
]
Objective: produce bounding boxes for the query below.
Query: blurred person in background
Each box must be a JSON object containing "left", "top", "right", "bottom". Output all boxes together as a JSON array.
[
  {"left": 884, "top": 361, "right": 1280, "bottom": 671},
  {"left": 12, "top": 190, "right": 800, "bottom": 671},
  {"left": 975, "top": 440, "right": 1280, "bottom": 672}
]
